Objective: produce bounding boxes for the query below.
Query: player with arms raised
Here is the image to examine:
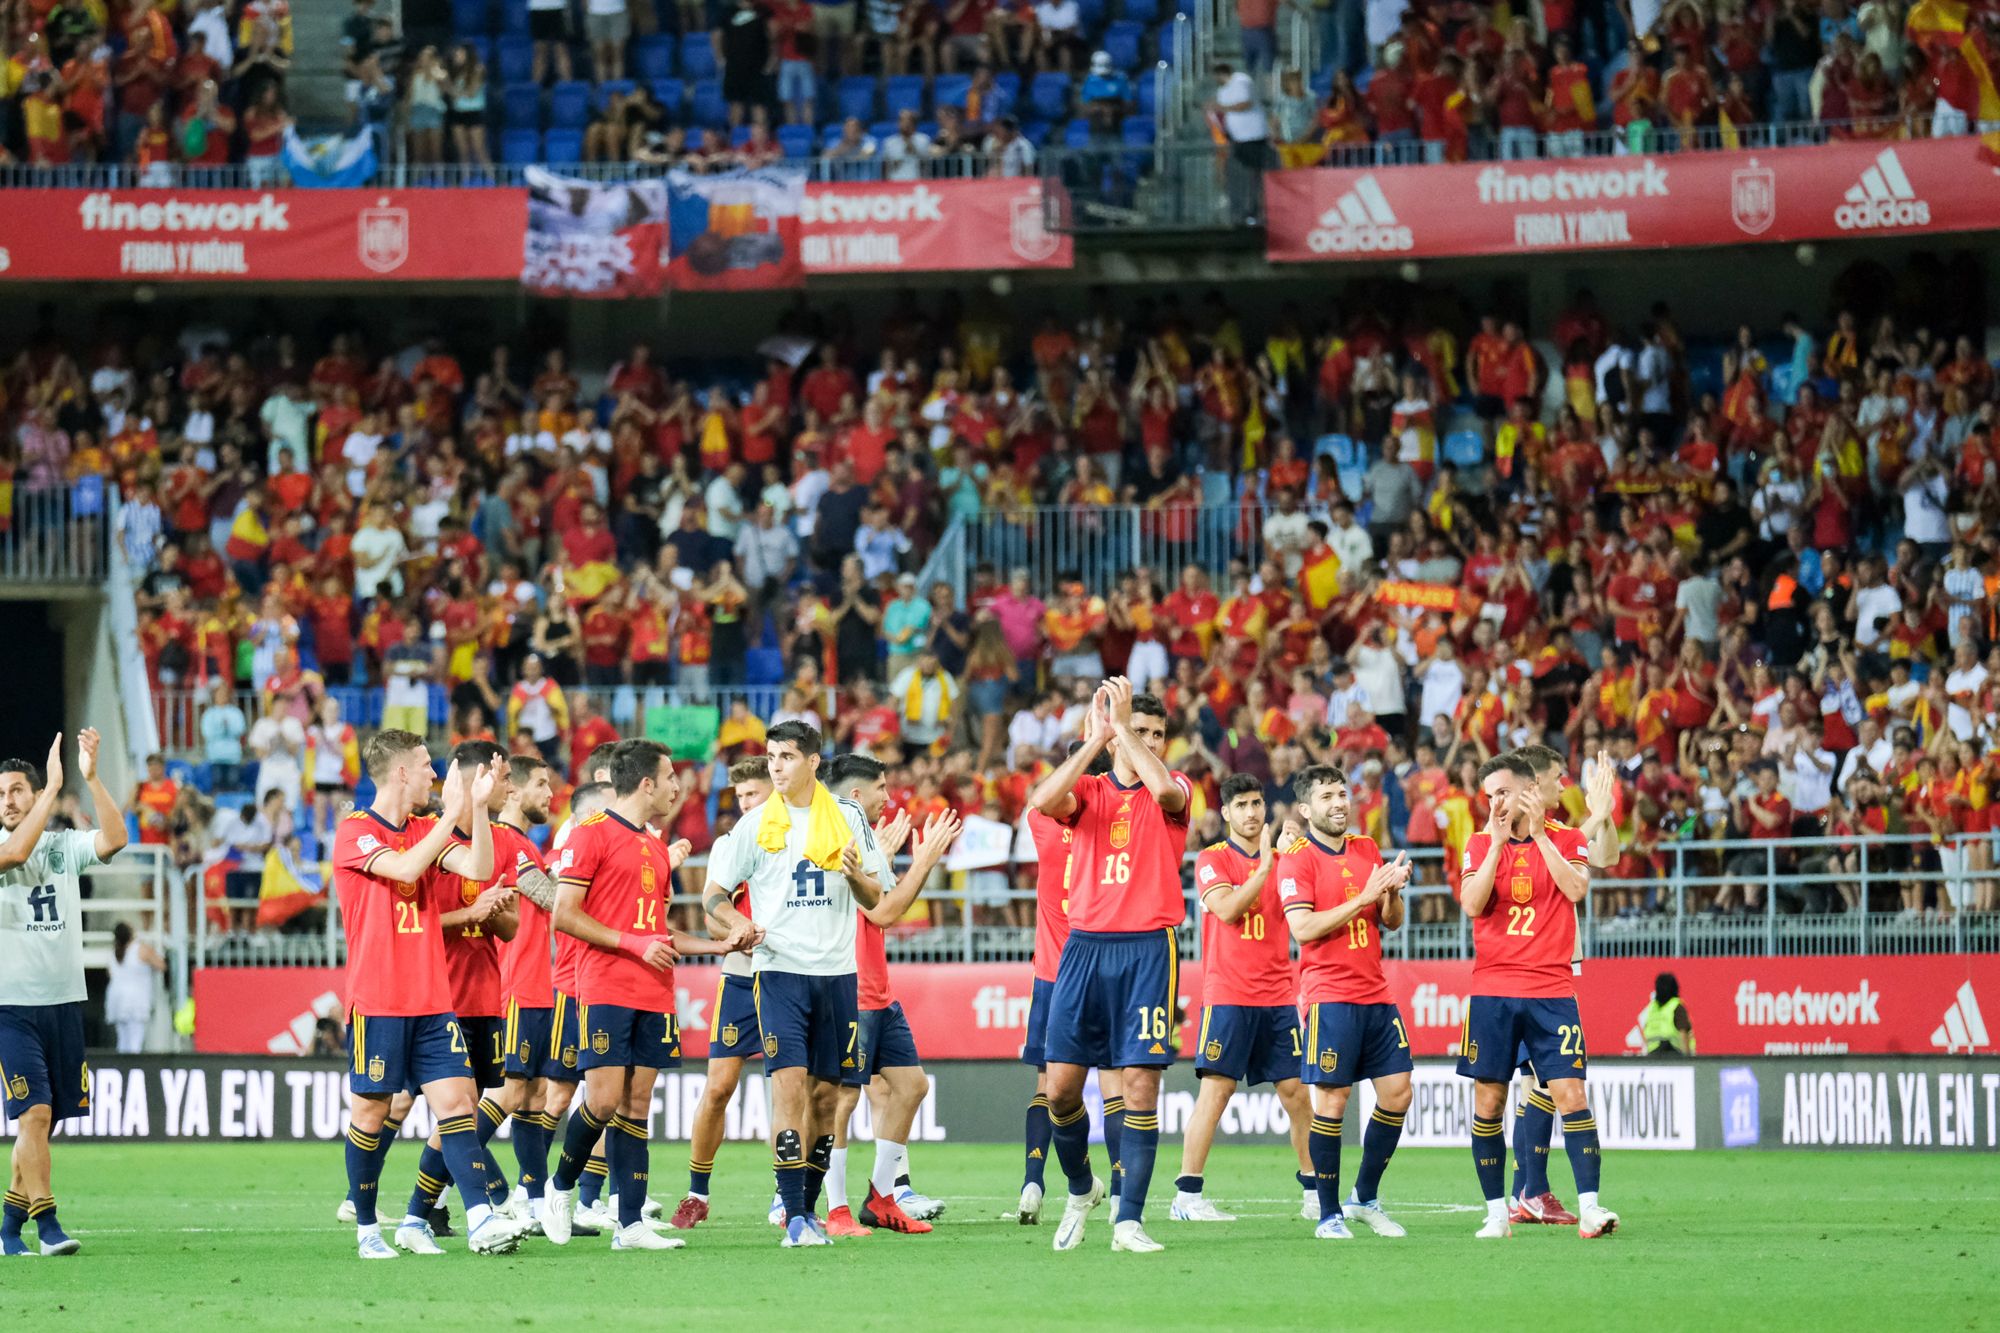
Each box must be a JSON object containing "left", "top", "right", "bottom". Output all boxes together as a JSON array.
[
  {"left": 1170, "top": 774, "right": 1312, "bottom": 1224},
  {"left": 488, "top": 754, "right": 563, "bottom": 1226},
  {"left": 1029, "top": 678, "right": 1191, "bottom": 1255},
  {"left": 1459, "top": 753, "right": 1617, "bottom": 1240},
  {"left": 335, "top": 730, "right": 523, "bottom": 1258},
  {"left": 1279, "top": 765, "right": 1415, "bottom": 1241},
  {"left": 700, "top": 721, "right": 883, "bottom": 1249}
]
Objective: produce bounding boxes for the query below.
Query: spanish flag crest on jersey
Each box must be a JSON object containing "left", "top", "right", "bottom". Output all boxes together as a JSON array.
[{"left": 1511, "top": 874, "right": 1534, "bottom": 904}]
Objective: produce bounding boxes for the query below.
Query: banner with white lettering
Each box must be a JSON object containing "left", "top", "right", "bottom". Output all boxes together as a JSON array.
[{"left": 799, "top": 178, "right": 1072, "bottom": 274}]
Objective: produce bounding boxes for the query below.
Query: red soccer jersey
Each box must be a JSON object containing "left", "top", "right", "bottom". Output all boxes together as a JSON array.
[
  {"left": 334, "top": 810, "right": 454, "bottom": 1017},
  {"left": 555, "top": 811, "right": 676, "bottom": 1012},
  {"left": 439, "top": 850, "right": 504, "bottom": 1019},
  {"left": 1279, "top": 834, "right": 1392, "bottom": 1005},
  {"left": 1027, "top": 810, "right": 1074, "bottom": 984},
  {"left": 1059, "top": 772, "right": 1193, "bottom": 933},
  {"left": 496, "top": 822, "right": 556, "bottom": 1010},
  {"left": 1461, "top": 826, "right": 1588, "bottom": 998},
  {"left": 1195, "top": 840, "right": 1297, "bottom": 1007}
]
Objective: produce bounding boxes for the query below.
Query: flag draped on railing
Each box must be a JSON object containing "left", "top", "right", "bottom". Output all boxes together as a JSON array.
[{"left": 279, "top": 128, "right": 378, "bottom": 189}]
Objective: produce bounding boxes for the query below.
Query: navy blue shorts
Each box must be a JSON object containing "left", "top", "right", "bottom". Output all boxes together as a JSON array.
[
  {"left": 459, "top": 1014, "right": 506, "bottom": 1089},
  {"left": 1020, "top": 976, "right": 1056, "bottom": 1068},
  {"left": 709, "top": 973, "right": 762, "bottom": 1061},
  {"left": 1456, "top": 995, "right": 1588, "bottom": 1084},
  {"left": 859, "top": 1001, "right": 921, "bottom": 1080},
  {"left": 578, "top": 1002, "right": 681, "bottom": 1072},
  {"left": 348, "top": 1010, "right": 472, "bottom": 1096},
  {"left": 1196, "top": 1003, "right": 1303, "bottom": 1086},
  {"left": 0, "top": 1002, "right": 88, "bottom": 1120},
  {"left": 755, "top": 970, "right": 860, "bottom": 1082},
  {"left": 1302, "top": 1001, "right": 1414, "bottom": 1088},
  {"left": 503, "top": 1002, "right": 565, "bottom": 1081},
  {"left": 1045, "top": 928, "right": 1180, "bottom": 1071},
  {"left": 550, "top": 991, "right": 585, "bottom": 1080}
]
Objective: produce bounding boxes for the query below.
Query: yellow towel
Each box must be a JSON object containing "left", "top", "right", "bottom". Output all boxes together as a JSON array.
[{"left": 756, "top": 780, "right": 854, "bottom": 871}]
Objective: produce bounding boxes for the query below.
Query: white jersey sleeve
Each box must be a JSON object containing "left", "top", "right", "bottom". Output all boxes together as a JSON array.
[
  {"left": 703, "top": 827, "right": 755, "bottom": 979},
  {"left": 739, "top": 797, "right": 870, "bottom": 976}
]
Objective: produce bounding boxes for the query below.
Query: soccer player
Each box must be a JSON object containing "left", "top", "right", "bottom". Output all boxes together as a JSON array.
[
  {"left": 1171, "top": 775, "right": 1312, "bottom": 1224},
  {"left": 335, "top": 730, "right": 524, "bottom": 1258},
  {"left": 822, "top": 752, "right": 961, "bottom": 1237},
  {"left": 1507, "top": 745, "right": 1621, "bottom": 1228},
  {"left": 1029, "top": 678, "right": 1191, "bottom": 1254},
  {"left": 489, "top": 755, "right": 562, "bottom": 1225},
  {"left": 700, "top": 720, "right": 884, "bottom": 1249},
  {"left": 543, "top": 739, "right": 755, "bottom": 1251},
  {"left": 1278, "top": 764, "right": 1415, "bottom": 1241},
  {"left": 670, "top": 757, "right": 772, "bottom": 1230},
  {"left": 1458, "top": 752, "right": 1618, "bottom": 1240},
  {"left": 0, "top": 731, "right": 124, "bottom": 1257}
]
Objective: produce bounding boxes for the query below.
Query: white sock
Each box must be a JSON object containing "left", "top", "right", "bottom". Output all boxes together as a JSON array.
[
  {"left": 465, "top": 1203, "right": 493, "bottom": 1231},
  {"left": 1485, "top": 1198, "right": 1508, "bottom": 1222},
  {"left": 687, "top": 1190, "right": 708, "bottom": 1202},
  {"left": 358, "top": 1222, "right": 381, "bottom": 1238},
  {"left": 827, "top": 1147, "right": 849, "bottom": 1211},
  {"left": 1578, "top": 1190, "right": 1598, "bottom": 1212},
  {"left": 872, "top": 1139, "right": 905, "bottom": 1197},
  {"left": 402, "top": 1212, "right": 426, "bottom": 1227}
]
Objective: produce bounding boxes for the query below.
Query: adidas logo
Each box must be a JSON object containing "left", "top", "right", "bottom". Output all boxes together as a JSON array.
[
  {"left": 1305, "top": 175, "right": 1414, "bottom": 255},
  {"left": 1834, "top": 149, "right": 1931, "bottom": 230},
  {"left": 1930, "top": 981, "right": 1990, "bottom": 1054},
  {"left": 267, "top": 990, "right": 343, "bottom": 1056}
]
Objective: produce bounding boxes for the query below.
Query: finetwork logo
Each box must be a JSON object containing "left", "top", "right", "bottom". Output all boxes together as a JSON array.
[
  {"left": 1930, "top": 981, "right": 1990, "bottom": 1053},
  {"left": 1835, "top": 148, "right": 1931, "bottom": 230},
  {"left": 1305, "top": 175, "right": 1413, "bottom": 254}
]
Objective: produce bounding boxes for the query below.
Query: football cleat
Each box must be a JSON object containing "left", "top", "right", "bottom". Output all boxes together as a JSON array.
[
  {"left": 1313, "top": 1215, "right": 1354, "bottom": 1241},
  {"left": 668, "top": 1196, "right": 709, "bottom": 1230},
  {"left": 612, "top": 1221, "right": 686, "bottom": 1251},
  {"left": 895, "top": 1189, "right": 945, "bottom": 1221},
  {"left": 781, "top": 1215, "right": 830, "bottom": 1248},
  {"left": 541, "top": 1187, "right": 574, "bottom": 1246},
  {"left": 1578, "top": 1203, "right": 1620, "bottom": 1239},
  {"left": 38, "top": 1231, "right": 79, "bottom": 1257},
  {"left": 860, "top": 1187, "right": 932, "bottom": 1235},
  {"left": 768, "top": 1192, "right": 787, "bottom": 1227},
  {"left": 466, "top": 1212, "right": 526, "bottom": 1255},
  {"left": 2, "top": 1234, "right": 34, "bottom": 1257},
  {"left": 641, "top": 1196, "right": 664, "bottom": 1222},
  {"left": 825, "top": 1206, "right": 873, "bottom": 1238},
  {"left": 426, "top": 1204, "right": 455, "bottom": 1238},
  {"left": 393, "top": 1218, "right": 446, "bottom": 1255},
  {"left": 573, "top": 1200, "right": 615, "bottom": 1236},
  {"left": 357, "top": 1226, "right": 400, "bottom": 1260},
  {"left": 336, "top": 1198, "right": 358, "bottom": 1225},
  {"left": 1052, "top": 1177, "right": 1106, "bottom": 1252},
  {"left": 1342, "top": 1197, "right": 1407, "bottom": 1238},
  {"left": 1517, "top": 1192, "right": 1580, "bottom": 1227},
  {"left": 1300, "top": 1189, "right": 1318, "bottom": 1221},
  {"left": 1475, "top": 1214, "right": 1513, "bottom": 1239},
  {"left": 1016, "top": 1182, "right": 1044, "bottom": 1225},
  {"left": 1110, "top": 1219, "right": 1165, "bottom": 1253},
  {"left": 1169, "top": 1195, "right": 1236, "bottom": 1222}
]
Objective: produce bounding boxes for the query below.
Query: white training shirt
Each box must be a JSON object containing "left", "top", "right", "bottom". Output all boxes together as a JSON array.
[
  {"left": 703, "top": 795, "right": 877, "bottom": 976},
  {"left": 706, "top": 825, "right": 754, "bottom": 979},
  {"left": 0, "top": 829, "right": 105, "bottom": 1006}
]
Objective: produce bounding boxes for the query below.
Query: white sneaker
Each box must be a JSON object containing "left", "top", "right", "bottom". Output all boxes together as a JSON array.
[
  {"left": 1168, "top": 1195, "right": 1236, "bottom": 1222},
  {"left": 1342, "top": 1197, "right": 1407, "bottom": 1237},
  {"left": 466, "top": 1211, "right": 526, "bottom": 1255},
  {"left": 612, "top": 1221, "right": 686, "bottom": 1251},
  {"left": 1016, "top": 1182, "right": 1043, "bottom": 1225},
  {"left": 768, "top": 1192, "right": 786, "bottom": 1226},
  {"left": 1300, "top": 1189, "right": 1318, "bottom": 1221},
  {"left": 1314, "top": 1215, "right": 1354, "bottom": 1240},
  {"left": 393, "top": 1217, "right": 446, "bottom": 1255},
  {"left": 357, "top": 1225, "right": 398, "bottom": 1259},
  {"left": 781, "top": 1215, "right": 830, "bottom": 1248},
  {"left": 641, "top": 1195, "right": 664, "bottom": 1222},
  {"left": 505, "top": 1185, "right": 531, "bottom": 1220},
  {"left": 1578, "top": 1203, "right": 1620, "bottom": 1239},
  {"left": 1110, "top": 1219, "right": 1165, "bottom": 1253},
  {"left": 1052, "top": 1177, "right": 1106, "bottom": 1252},
  {"left": 541, "top": 1187, "right": 574, "bottom": 1246},
  {"left": 337, "top": 1198, "right": 358, "bottom": 1225},
  {"left": 895, "top": 1189, "right": 945, "bottom": 1221},
  {"left": 574, "top": 1200, "right": 616, "bottom": 1234},
  {"left": 1475, "top": 1214, "right": 1513, "bottom": 1239}
]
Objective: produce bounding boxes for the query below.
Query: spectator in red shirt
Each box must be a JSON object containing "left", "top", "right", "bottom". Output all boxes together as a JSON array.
[
  {"left": 1722, "top": 761, "right": 1792, "bottom": 914},
  {"left": 1365, "top": 45, "right": 1417, "bottom": 158},
  {"left": 800, "top": 344, "right": 858, "bottom": 423}
]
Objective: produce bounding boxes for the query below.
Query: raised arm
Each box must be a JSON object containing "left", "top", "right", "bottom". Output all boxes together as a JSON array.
[
  {"left": 0, "top": 735, "right": 65, "bottom": 872},
  {"left": 1518, "top": 785, "right": 1588, "bottom": 903},
  {"left": 864, "top": 808, "right": 960, "bottom": 927},
  {"left": 1286, "top": 854, "right": 1407, "bottom": 942},
  {"left": 841, "top": 837, "right": 883, "bottom": 910},
  {"left": 1201, "top": 823, "right": 1284, "bottom": 925},
  {"left": 1030, "top": 692, "right": 1111, "bottom": 821},
  {"left": 1459, "top": 813, "right": 1508, "bottom": 917},
  {"left": 364, "top": 762, "right": 464, "bottom": 884},
  {"left": 437, "top": 759, "right": 501, "bottom": 883},
  {"left": 76, "top": 728, "right": 128, "bottom": 863},
  {"left": 1104, "top": 677, "right": 1186, "bottom": 813},
  {"left": 1576, "top": 751, "right": 1622, "bottom": 869}
]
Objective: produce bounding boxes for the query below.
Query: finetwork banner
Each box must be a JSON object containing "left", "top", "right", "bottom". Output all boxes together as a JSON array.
[
  {"left": 1265, "top": 136, "right": 2000, "bottom": 263},
  {"left": 799, "top": 178, "right": 1072, "bottom": 274}
]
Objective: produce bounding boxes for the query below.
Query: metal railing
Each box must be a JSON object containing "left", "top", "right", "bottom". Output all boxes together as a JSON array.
[
  {"left": 82, "top": 845, "right": 188, "bottom": 1049},
  {"left": 954, "top": 499, "right": 1274, "bottom": 597},
  {"left": 0, "top": 484, "right": 114, "bottom": 585}
]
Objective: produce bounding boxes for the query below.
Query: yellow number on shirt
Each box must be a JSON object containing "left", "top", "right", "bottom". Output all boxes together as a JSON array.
[
  {"left": 1392, "top": 1018, "right": 1410, "bottom": 1049},
  {"left": 1346, "top": 918, "right": 1370, "bottom": 949},
  {"left": 1559, "top": 1024, "right": 1585, "bottom": 1057},
  {"left": 633, "top": 897, "right": 660, "bottom": 931},
  {"left": 394, "top": 901, "right": 423, "bottom": 935},
  {"left": 446, "top": 1021, "right": 467, "bottom": 1054},
  {"left": 1239, "top": 912, "right": 1265, "bottom": 941},
  {"left": 1100, "top": 853, "right": 1131, "bottom": 885},
  {"left": 1133, "top": 1006, "right": 1167, "bottom": 1041},
  {"left": 1507, "top": 905, "right": 1537, "bottom": 937}
]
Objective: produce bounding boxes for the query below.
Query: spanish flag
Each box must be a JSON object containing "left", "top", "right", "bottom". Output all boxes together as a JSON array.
[
  {"left": 1298, "top": 545, "right": 1342, "bottom": 614},
  {"left": 1906, "top": 0, "right": 2000, "bottom": 162}
]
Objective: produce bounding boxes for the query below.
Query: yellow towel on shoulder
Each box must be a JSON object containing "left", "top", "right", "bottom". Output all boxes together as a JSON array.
[{"left": 756, "top": 780, "right": 854, "bottom": 870}]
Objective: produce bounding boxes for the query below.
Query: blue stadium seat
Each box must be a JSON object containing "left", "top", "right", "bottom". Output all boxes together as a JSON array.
[
  {"left": 1029, "top": 72, "right": 1071, "bottom": 121},
  {"left": 1122, "top": 0, "right": 1159, "bottom": 21},
  {"left": 691, "top": 78, "right": 727, "bottom": 127},
  {"left": 501, "top": 127, "right": 540, "bottom": 162},
  {"left": 777, "top": 123, "right": 814, "bottom": 157},
  {"left": 745, "top": 648, "right": 784, "bottom": 686},
  {"left": 452, "top": 0, "right": 491, "bottom": 38},
  {"left": 502, "top": 81, "right": 540, "bottom": 129},
  {"left": 189, "top": 763, "right": 215, "bottom": 794},
  {"left": 993, "top": 70, "right": 1021, "bottom": 105},
  {"left": 496, "top": 36, "right": 533, "bottom": 84},
  {"left": 543, "top": 127, "right": 584, "bottom": 162},
  {"left": 455, "top": 34, "right": 494, "bottom": 71},
  {"left": 1021, "top": 118, "right": 1051, "bottom": 145},
  {"left": 549, "top": 79, "right": 590, "bottom": 128},
  {"left": 593, "top": 77, "right": 635, "bottom": 111},
  {"left": 1136, "top": 72, "right": 1157, "bottom": 115},
  {"left": 837, "top": 75, "right": 878, "bottom": 122},
  {"left": 1442, "top": 430, "right": 1485, "bottom": 468},
  {"left": 632, "top": 33, "right": 674, "bottom": 80},
  {"left": 933, "top": 73, "right": 972, "bottom": 108},
  {"left": 869, "top": 118, "right": 897, "bottom": 140},
  {"left": 680, "top": 32, "right": 718, "bottom": 81},
  {"left": 1318, "top": 432, "right": 1359, "bottom": 467},
  {"left": 1078, "top": 0, "right": 1107, "bottom": 29},
  {"left": 884, "top": 74, "right": 927, "bottom": 117},
  {"left": 164, "top": 758, "right": 198, "bottom": 788},
  {"left": 1311, "top": 65, "right": 1333, "bottom": 97},
  {"left": 1062, "top": 117, "right": 1092, "bottom": 147},
  {"left": 918, "top": 119, "right": 938, "bottom": 139},
  {"left": 1120, "top": 112, "right": 1155, "bottom": 145},
  {"left": 1104, "top": 20, "right": 1143, "bottom": 70},
  {"left": 497, "top": 0, "right": 529, "bottom": 35},
  {"left": 821, "top": 121, "right": 848, "bottom": 148},
  {"left": 651, "top": 77, "right": 685, "bottom": 113},
  {"left": 428, "top": 685, "right": 451, "bottom": 729},
  {"left": 731, "top": 123, "right": 753, "bottom": 147}
]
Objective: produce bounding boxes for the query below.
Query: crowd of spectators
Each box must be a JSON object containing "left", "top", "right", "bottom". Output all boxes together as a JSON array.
[{"left": 9, "top": 255, "right": 1999, "bottom": 927}]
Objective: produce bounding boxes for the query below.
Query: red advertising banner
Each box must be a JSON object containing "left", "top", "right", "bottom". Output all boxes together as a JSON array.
[
  {"left": 0, "top": 189, "right": 528, "bottom": 281},
  {"left": 799, "top": 178, "right": 1072, "bottom": 274},
  {"left": 1265, "top": 137, "right": 2000, "bottom": 263},
  {"left": 194, "top": 953, "right": 1996, "bottom": 1058}
]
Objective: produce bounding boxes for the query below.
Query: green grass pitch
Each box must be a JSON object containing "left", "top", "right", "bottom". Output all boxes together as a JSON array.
[{"left": 5, "top": 1142, "right": 1992, "bottom": 1329}]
